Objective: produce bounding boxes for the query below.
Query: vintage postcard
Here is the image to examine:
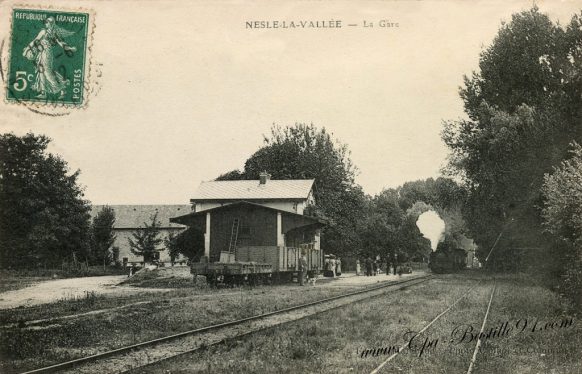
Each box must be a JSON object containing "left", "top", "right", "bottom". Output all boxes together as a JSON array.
[{"left": 0, "top": 1, "right": 581, "bottom": 373}]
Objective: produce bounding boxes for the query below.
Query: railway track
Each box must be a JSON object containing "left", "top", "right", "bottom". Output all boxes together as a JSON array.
[
  {"left": 21, "top": 274, "right": 434, "bottom": 374},
  {"left": 369, "top": 279, "right": 498, "bottom": 374}
]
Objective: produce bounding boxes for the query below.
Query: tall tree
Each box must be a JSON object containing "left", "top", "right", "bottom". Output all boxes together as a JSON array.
[
  {"left": 90, "top": 206, "right": 117, "bottom": 266},
  {"left": 128, "top": 213, "right": 164, "bottom": 263},
  {"left": 0, "top": 133, "right": 91, "bottom": 268},
  {"left": 217, "top": 123, "right": 367, "bottom": 257},
  {"left": 442, "top": 8, "right": 582, "bottom": 270},
  {"left": 358, "top": 189, "right": 403, "bottom": 261}
]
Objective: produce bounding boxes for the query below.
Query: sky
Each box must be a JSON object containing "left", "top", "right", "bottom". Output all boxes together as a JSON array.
[{"left": 1, "top": 0, "right": 581, "bottom": 204}]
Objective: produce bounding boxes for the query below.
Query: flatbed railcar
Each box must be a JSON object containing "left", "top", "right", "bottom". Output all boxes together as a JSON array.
[{"left": 192, "top": 245, "right": 324, "bottom": 286}]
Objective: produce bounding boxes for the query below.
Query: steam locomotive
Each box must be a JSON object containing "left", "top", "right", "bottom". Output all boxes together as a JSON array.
[{"left": 428, "top": 243, "right": 467, "bottom": 274}]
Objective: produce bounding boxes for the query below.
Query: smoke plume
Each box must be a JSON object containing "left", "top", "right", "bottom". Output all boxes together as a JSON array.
[{"left": 416, "top": 210, "right": 446, "bottom": 251}]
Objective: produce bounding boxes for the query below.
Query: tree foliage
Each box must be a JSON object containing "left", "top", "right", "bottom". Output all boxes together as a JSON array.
[
  {"left": 358, "top": 189, "right": 433, "bottom": 265},
  {"left": 541, "top": 142, "right": 582, "bottom": 307},
  {"left": 90, "top": 206, "right": 117, "bottom": 266},
  {"left": 442, "top": 8, "right": 582, "bottom": 271},
  {"left": 165, "top": 227, "right": 205, "bottom": 263},
  {"left": 128, "top": 213, "right": 164, "bottom": 263},
  {"left": 358, "top": 189, "right": 403, "bottom": 260},
  {"left": 542, "top": 142, "right": 582, "bottom": 244},
  {"left": 217, "top": 123, "right": 366, "bottom": 257},
  {"left": 0, "top": 133, "right": 91, "bottom": 268},
  {"left": 398, "top": 178, "right": 468, "bottom": 249},
  {"left": 165, "top": 231, "right": 181, "bottom": 264},
  {"left": 216, "top": 125, "right": 468, "bottom": 263}
]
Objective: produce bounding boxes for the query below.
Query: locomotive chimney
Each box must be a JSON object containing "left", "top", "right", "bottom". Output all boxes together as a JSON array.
[{"left": 259, "top": 171, "right": 271, "bottom": 185}]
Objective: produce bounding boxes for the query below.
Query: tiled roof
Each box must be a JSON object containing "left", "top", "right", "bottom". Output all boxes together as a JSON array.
[
  {"left": 191, "top": 179, "right": 315, "bottom": 201},
  {"left": 90, "top": 205, "right": 192, "bottom": 229}
]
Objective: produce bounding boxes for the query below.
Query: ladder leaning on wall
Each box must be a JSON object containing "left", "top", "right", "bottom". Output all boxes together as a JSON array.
[{"left": 228, "top": 217, "right": 240, "bottom": 254}]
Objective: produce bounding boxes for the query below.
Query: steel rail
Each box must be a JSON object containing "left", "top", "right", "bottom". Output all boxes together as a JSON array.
[
  {"left": 369, "top": 283, "right": 479, "bottom": 374},
  {"left": 21, "top": 274, "right": 433, "bottom": 374},
  {"left": 466, "top": 281, "right": 496, "bottom": 374}
]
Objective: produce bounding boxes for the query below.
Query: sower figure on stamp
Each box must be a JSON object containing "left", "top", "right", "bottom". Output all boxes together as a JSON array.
[{"left": 23, "top": 17, "right": 77, "bottom": 100}]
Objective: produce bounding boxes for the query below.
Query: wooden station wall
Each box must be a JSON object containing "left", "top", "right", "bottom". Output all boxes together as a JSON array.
[{"left": 209, "top": 204, "right": 278, "bottom": 261}]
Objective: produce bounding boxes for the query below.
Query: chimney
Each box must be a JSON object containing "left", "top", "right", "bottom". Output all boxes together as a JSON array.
[{"left": 259, "top": 171, "right": 271, "bottom": 185}]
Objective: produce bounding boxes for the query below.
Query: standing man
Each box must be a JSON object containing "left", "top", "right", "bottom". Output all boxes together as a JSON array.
[
  {"left": 299, "top": 253, "right": 308, "bottom": 286},
  {"left": 365, "top": 257, "right": 373, "bottom": 276},
  {"left": 393, "top": 253, "right": 398, "bottom": 275}
]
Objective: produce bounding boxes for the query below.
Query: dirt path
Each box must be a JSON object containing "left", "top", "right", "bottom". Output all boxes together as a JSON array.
[
  {"left": 0, "top": 270, "right": 424, "bottom": 310},
  {"left": 0, "top": 275, "right": 169, "bottom": 309}
]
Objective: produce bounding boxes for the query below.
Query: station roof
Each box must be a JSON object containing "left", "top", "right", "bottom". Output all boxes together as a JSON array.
[
  {"left": 190, "top": 179, "right": 315, "bottom": 201},
  {"left": 170, "top": 200, "right": 325, "bottom": 231},
  {"left": 91, "top": 205, "right": 192, "bottom": 229}
]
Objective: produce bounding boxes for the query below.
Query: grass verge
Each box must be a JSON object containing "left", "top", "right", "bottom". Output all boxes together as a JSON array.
[
  {"left": 0, "top": 281, "right": 362, "bottom": 373},
  {"left": 136, "top": 272, "right": 581, "bottom": 374}
]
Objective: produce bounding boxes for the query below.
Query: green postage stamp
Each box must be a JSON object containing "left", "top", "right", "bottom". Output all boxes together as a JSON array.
[{"left": 5, "top": 8, "right": 93, "bottom": 107}]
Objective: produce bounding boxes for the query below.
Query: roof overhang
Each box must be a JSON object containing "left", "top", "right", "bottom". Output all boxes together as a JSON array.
[
  {"left": 190, "top": 198, "right": 308, "bottom": 204},
  {"left": 170, "top": 200, "right": 326, "bottom": 231}
]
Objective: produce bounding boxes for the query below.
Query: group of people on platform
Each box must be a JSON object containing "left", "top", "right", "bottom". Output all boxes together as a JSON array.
[
  {"left": 298, "top": 254, "right": 342, "bottom": 286},
  {"left": 324, "top": 256, "right": 342, "bottom": 278},
  {"left": 298, "top": 253, "right": 407, "bottom": 286},
  {"left": 356, "top": 257, "right": 402, "bottom": 277}
]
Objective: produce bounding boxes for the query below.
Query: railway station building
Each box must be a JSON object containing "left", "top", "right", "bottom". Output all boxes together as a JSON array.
[{"left": 170, "top": 173, "right": 324, "bottom": 270}]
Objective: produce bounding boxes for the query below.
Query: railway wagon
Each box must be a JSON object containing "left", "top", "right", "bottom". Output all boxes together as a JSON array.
[
  {"left": 192, "top": 245, "right": 324, "bottom": 285},
  {"left": 171, "top": 200, "right": 326, "bottom": 286}
]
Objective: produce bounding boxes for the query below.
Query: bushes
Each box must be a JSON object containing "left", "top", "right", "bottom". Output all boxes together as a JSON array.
[{"left": 541, "top": 142, "right": 582, "bottom": 310}]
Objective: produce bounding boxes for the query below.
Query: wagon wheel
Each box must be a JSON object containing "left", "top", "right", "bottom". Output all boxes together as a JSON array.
[
  {"left": 227, "top": 274, "right": 238, "bottom": 287},
  {"left": 206, "top": 274, "right": 217, "bottom": 287},
  {"left": 265, "top": 273, "right": 273, "bottom": 285},
  {"left": 247, "top": 274, "right": 257, "bottom": 287},
  {"left": 283, "top": 272, "right": 293, "bottom": 284},
  {"left": 258, "top": 273, "right": 269, "bottom": 286},
  {"left": 224, "top": 274, "right": 235, "bottom": 287}
]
